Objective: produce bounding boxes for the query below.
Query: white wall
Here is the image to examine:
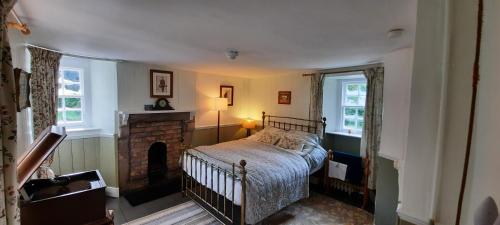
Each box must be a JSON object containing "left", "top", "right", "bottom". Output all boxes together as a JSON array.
[
  {"left": 398, "top": 0, "right": 449, "bottom": 223},
  {"left": 322, "top": 77, "right": 341, "bottom": 133},
  {"left": 116, "top": 62, "right": 196, "bottom": 113},
  {"left": 90, "top": 60, "right": 118, "bottom": 134},
  {"left": 116, "top": 61, "right": 250, "bottom": 128},
  {"left": 195, "top": 74, "right": 249, "bottom": 128},
  {"left": 379, "top": 47, "right": 414, "bottom": 161},
  {"left": 435, "top": 0, "right": 500, "bottom": 224},
  {"left": 246, "top": 74, "right": 311, "bottom": 122}
]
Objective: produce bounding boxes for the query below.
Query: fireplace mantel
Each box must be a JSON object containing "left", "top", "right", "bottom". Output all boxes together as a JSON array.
[{"left": 118, "top": 110, "right": 195, "bottom": 127}]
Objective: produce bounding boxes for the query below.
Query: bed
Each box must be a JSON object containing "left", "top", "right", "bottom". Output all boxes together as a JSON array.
[{"left": 181, "top": 112, "right": 327, "bottom": 225}]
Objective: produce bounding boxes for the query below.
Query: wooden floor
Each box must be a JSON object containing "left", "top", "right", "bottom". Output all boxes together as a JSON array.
[{"left": 106, "top": 192, "right": 189, "bottom": 224}]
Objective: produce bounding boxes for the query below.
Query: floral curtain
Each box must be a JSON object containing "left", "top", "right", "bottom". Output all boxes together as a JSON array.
[
  {"left": 0, "top": 0, "right": 21, "bottom": 224},
  {"left": 308, "top": 73, "right": 325, "bottom": 137},
  {"left": 360, "top": 67, "right": 384, "bottom": 190},
  {"left": 27, "top": 47, "right": 61, "bottom": 179}
]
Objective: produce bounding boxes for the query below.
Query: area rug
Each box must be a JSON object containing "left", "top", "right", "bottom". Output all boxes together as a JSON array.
[
  {"left": 123, "top": 201, "right": 220, "bottom": 225},
  {"left": 125, "top": 192, "right": 373, "bottom": 225}
]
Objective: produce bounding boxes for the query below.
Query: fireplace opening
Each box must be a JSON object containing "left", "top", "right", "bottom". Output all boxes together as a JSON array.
[{"left": 148, "top": 142, "right": 167, "bottom": 184}]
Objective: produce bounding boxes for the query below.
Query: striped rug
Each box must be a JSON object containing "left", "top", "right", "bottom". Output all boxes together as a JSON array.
[
  {"left": 123, "top": 201, "right": 221, "bottom": 225},
  {"left": 124, "top": 192, "right": 373, "bottom": 225}
]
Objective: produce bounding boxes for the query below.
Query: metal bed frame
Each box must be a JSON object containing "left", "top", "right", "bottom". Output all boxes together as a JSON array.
[{"left": 181, "top": 111, "right": 326, "bottom": 225}]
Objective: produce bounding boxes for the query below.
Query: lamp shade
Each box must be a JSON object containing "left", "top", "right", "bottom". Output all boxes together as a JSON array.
[
  {"left": 213, "top": 97, "right": 228, "bottom": 111},
  {"left": 242, "top": 118, "right": 256, "bottom": 129}
]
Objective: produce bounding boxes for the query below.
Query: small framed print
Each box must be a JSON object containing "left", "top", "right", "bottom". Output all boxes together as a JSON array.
[
  {"left": 150, "top": 70, "right": 173, "bottom": 98},
  {"left": 278, "top": 91, "right": 291, "bottom": 104},
  {"left": 220, "top": 85, "right": 234, "bottom": 106}
]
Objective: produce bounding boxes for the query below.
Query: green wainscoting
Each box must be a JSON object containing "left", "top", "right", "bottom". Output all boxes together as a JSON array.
[
  {"left": 191, "top": 125, "right": 247, "bottom": 147},
  {"left": 51, "top": 136, "right": 118, "bottom": 187}
]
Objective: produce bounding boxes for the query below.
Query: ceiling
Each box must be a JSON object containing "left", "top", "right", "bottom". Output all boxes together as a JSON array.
[{"left": 13, "top": 0, "right": 417, "bottom": 77}]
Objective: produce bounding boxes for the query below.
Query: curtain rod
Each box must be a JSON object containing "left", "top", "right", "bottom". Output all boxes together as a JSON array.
[
  {"left": 26, "top": 44, "right": 123, "bottom": 62},
  {"left": 318, "top": 63, "right": 383, "bottom": 75},
  {"left": 7, "top": 9, "right": 30, "bottom": 35}
]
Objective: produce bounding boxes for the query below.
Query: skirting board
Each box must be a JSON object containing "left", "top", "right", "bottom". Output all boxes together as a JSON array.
[
  {"left": 398, "top": 212, "right": 433, "bottom": 225},
  {"left": 106, "top": 187, "right": 119, "bottom": 198}
]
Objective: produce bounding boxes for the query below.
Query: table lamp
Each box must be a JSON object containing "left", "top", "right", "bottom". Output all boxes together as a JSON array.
[
  {"left": 213, "top": 97, "right": 228, "bottom": 143},
  {"left": 242, "top": 118, "right": 256, "bottom": 137}
]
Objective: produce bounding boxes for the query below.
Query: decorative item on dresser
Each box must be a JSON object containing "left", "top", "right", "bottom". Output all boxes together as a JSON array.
[
  {"left": 181, "top": 111, "right": 327, "bottom": 225},
  {"left": 278, "top": 91, "right": 292, "bottom": 104},
  {"left": 17, "top": 126, "right": 111, "bottom": 225},
  {"left": 220, "top": 85, "right": 234, "bottom": 106},
  {"left": 150, "top": 69, "right": 173, "bottom": 98}
]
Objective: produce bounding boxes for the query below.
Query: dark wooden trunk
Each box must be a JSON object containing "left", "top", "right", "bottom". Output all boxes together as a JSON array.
[{"left": 20, "top": 170, "right": 107, "bottom": 225}]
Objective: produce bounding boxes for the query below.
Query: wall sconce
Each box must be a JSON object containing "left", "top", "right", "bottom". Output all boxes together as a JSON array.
[
  {"left": 242, "top": 118, "right": 256, "bottom": 137},
  {"left": 212, "top": 97, "right": 228, "bottom": 143}
]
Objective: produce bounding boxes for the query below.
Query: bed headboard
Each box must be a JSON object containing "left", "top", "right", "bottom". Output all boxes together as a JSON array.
[{"left": 261, "top": 111, "right": 327, "bottom": 138}]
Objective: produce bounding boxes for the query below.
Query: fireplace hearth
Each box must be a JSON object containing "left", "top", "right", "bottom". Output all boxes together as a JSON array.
[{"left": 148, "top": 142, "right": 167, "bottom": 184}]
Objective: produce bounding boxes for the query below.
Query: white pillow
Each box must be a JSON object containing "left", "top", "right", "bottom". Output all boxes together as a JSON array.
[
  {"left": 276, "top": 133, "right": 306, "bottom": 151},
  {"left": 288, "top": 130, "right": 320, "bottom": 145},
  {"left": 247, "top": 127, "right": 284, "bottom": 144}
]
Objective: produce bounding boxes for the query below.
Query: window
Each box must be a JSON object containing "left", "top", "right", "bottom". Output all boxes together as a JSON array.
[
  {"left": 341, "top": 80, "right": 366, "bottom": 134},
  {"left": 57, "top": 68, "right": 84, "bottom": 126}
]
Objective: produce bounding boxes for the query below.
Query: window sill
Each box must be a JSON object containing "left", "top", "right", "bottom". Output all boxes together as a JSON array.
[
  {"left": 66, "top": 128, "right": 102, "bottom": 139},
  {"left": 327, "top": 131, "right": 362, "bottom": 138}
]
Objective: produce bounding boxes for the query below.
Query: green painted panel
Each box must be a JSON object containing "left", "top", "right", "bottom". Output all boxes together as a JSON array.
[
  {"left": 99, "top": 136, "right": 117, "bottom": 187},
  {"left": 192, "top": 125, "right": 246, "bottom": 147},
  {"left": 83, "top": 138, "right": 99, "bottom": 170},
  {"left": 58, "top": 140, "right": 73, "bottom": 174},
  {"left": 71, "top": 139, "right": 85, "bottom": 171}
]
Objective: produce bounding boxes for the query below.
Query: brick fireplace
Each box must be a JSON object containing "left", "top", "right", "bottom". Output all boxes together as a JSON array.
[{"left": 118, "top": 112, "right": 194, "bottom": 193}]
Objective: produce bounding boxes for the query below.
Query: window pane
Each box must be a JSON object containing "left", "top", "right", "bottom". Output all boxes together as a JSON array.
[
  {"left": 58, "top": 98, "right": 63, "bottom": 109},
  {"left": 65, "top": 110, "right": 82, "bottom": 121},
  {"left": 344, "top": 107, "right": 357, "bottom": 116},
  {"left": 64, "top": 70, "right": 80, "bottom": 82},
  {"left": 65, "top": 97, "right": 81, "bottom": 109},
  {"left": 344, "top": 119, "right": 356, "bottom": 128},
  {"left": 346, "top": 84, "right": 359, "bottom": 95},
  {"left": 359, "top": 96, "right": 366, "bottom": 106},
  {"left": 57, "top": 111, "right": 63, "bottom": 121},
  {"left": 346, "top": 96, "right": 359, "bottom": 105},
  {"left": 357, "top": 120, "right": 365, "bottom": 129},
  {"left": 64, "top": 84, "right": 81, "bottom": 95},
  {"left": 357, "top": 108, "right": 365, "bottom": 117},
  {"left": 359, "top": 84, "right": 367, "bottom": 94}
]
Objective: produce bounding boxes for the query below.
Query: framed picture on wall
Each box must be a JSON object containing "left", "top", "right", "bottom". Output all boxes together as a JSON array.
[
  {"left": 220, "top": 85, "right": 234, "bottom": 106},
  {"left": 278, "top": 91, "right": 291, "bottom": 104},
  {"left": 150, "top": 70, "right": 173, "bottom": 98}
]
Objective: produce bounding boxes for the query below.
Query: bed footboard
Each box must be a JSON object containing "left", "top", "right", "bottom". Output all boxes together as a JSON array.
[{"left": 181, "top": 150, "right": 247, "bottom": 225}]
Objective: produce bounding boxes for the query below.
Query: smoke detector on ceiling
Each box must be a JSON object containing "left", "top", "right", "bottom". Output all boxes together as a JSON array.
[
  {"left": 225, "top": 49, "right": 239, "bottom": 60},
  {"left": 387, "top": 28, "right": 404, "bottom": 39}
]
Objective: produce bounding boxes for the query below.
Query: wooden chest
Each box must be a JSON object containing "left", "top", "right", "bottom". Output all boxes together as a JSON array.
[{"left": 17, "top": 126, "right": 109, "bottom": 225}]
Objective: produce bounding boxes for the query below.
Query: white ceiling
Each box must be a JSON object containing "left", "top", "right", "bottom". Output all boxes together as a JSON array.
[{"left": 13, "top": 0, "right": 417, "bottom": 77}]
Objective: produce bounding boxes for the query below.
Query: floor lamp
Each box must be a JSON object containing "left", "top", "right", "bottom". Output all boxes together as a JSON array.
[{"left": 213, "top": 97, "right": 228, "bottom": 143}]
